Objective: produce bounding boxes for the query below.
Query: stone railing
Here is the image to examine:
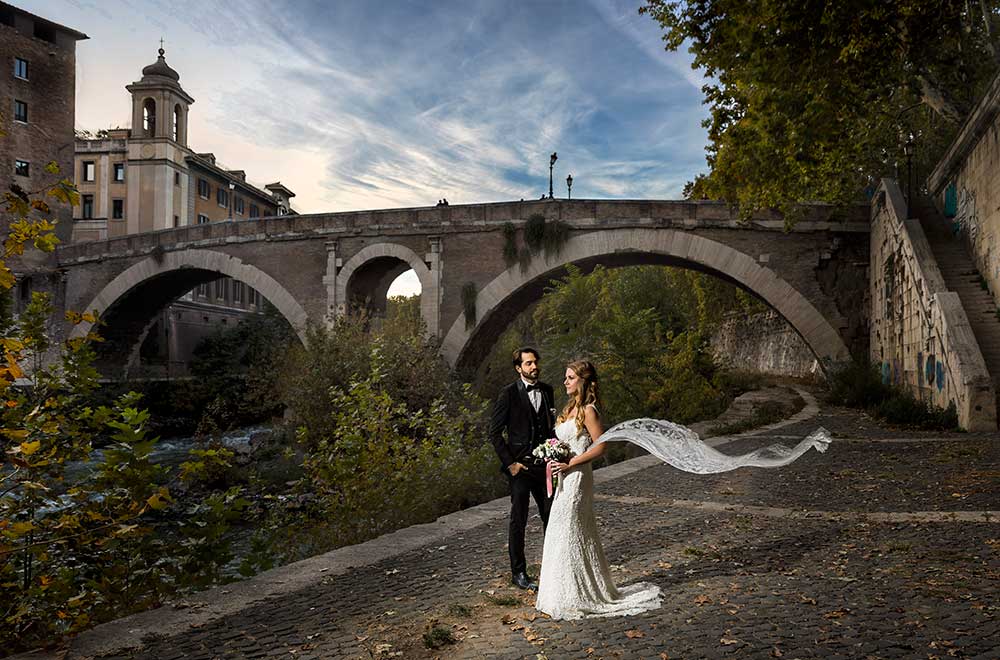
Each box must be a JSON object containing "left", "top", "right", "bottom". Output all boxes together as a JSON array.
[
  {"left": 56, "top": 199, "right": 869, "bottom": 264},
  {"left": 869, "top": 179, "right": 996, "bottom": 431}
]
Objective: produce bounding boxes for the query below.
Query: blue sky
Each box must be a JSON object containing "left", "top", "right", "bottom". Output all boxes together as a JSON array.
[{"left": 25, "top": 0, "right": 710, "bottom": 214}]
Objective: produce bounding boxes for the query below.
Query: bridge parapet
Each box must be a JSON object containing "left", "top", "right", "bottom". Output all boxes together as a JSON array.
[{"left": 56, "top": 199, "right": 869, "bottom": 265}]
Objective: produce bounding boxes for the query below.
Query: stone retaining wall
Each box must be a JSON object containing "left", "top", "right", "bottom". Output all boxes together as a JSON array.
[{"left": 709, "top": 310, "right": 819, "bottom": 378}]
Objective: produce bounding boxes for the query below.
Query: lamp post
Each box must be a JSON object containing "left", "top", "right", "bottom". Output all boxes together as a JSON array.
[
  {"left": 903, "top": 134, "right": 914, "bottom": 204},
  {"left": 566, "top": 174, "right": 573, "bottom": 199},
  {"left": 548, "top": 152, "right": 558, "bottom": 199},
  {"left": 228, "top": 181, "right": 236, "bottom": 219}
]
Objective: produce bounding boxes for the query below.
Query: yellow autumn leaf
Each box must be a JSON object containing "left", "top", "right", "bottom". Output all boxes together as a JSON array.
[
  {"left": 3, "top": 428, "right": 29, "bottom": 440},
  {"left": 19, "top": 440, "right": 41, "bottom": 455},
  {"left": 0, "top": 338, "right": 23, "bottom": 352},
  {"left": 6, "top": 354, "right": 24, "bottom": 379},
  {"left": 10, "top": 521, "right": 34, "bottom": 535},
  {"left": 146, "top": 487, "right": 173, "bottom": 510}
]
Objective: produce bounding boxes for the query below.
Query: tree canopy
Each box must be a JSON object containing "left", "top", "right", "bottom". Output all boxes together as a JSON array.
[{"left": 641, "top": 0, "right": 1000, "bottom": 218}]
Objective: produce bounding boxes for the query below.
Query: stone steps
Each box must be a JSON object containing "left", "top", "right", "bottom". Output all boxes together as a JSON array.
[{"left": 913, "top": 199, "right": 1000, "bottom": 397}]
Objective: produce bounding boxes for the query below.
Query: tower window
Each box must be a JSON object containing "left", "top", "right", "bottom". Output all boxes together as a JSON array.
[
  {"left": 14, "top": 160, "right": 29, "bottom": 177},
  {"left": 14, "top": 99, "right": 27, "bottom": 122},
  {"left": 142, "top": 98, "right": 156, "bottom": 135},
  {"left": 175, "top": 172, "right": 180, "bottom": 186},
  {"left": 114, "top": 163, "right": 125, "bottom": 181},
  {"left": 14, "top": 58, "right": 28, "bottom": 80},
  {"left": 172, "top": 106, "right": 179, "bottom": 141},
  {"left": 82, "top": 195, "right": 94, "bottom": 219},
  {"left": 83, "top": 161, "right": 95, "bottom": 182},
  {"left": 112, "top": 199, "right": 124, "bottom": 219}
]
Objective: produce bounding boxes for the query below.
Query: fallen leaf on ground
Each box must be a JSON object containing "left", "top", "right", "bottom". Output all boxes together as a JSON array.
[
  {"left": 720, "top": 637, "right": 740, "bottom": 645},
  {"left": 625, "top": 629, "right": 645, "bottom": 639},
  {"left": 501, "top": 614, "right": 516, "bottom": 625},
  {"left": 694, "top": 595, "right": 711, "bottom": 605},
  {"left": 771, "top": 647, "right": 783, "bottom": 657}
]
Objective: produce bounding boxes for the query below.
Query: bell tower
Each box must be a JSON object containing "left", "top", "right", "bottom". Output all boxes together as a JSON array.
[
  {"left": 124, "top": 44, "right": 195, "bottom": 232},
  {"left": 127, "top": 44, "right": 193, "bottom": 145}
]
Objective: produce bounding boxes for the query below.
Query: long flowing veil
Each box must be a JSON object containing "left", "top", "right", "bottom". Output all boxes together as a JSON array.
[{"left": 596, "top": 419, "right": 832, "bottom": 474}]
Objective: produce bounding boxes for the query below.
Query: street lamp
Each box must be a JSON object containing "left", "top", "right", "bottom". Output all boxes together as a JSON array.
[
  {"left": 566, "top": 174, "right": 573, "bottom": 199},
  {"left": 903, "top": 134, "right": 914, "bottom": 204},
  {"left": 548, "top": 152, "right": 558, "bottom": 199},
  {"left": 228, "top": 181, "right": 236, "bottom": 219}
]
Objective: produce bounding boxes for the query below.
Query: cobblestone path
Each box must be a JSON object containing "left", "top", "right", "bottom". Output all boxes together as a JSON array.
[{"left": 19, "top": 408, "right": 999, "bottom": 660}]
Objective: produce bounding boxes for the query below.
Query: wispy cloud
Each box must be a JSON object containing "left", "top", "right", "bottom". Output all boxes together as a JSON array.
[{"left": 25, "top": 0, "right": 711, "bottom": 212}]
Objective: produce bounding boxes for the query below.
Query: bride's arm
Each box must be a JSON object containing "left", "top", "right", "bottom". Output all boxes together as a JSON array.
[{"left": 566, "top": 406, "right": 607, "bottom": 468}]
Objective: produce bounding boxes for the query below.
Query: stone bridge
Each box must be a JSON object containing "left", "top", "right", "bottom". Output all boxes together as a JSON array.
[{"left": 53, "top": 199, "right": 870, "bottom": 377}]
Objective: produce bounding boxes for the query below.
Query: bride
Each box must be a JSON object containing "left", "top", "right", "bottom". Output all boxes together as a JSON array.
[{"left": 535, "top": 359, "right": 831, "bottom": 620}]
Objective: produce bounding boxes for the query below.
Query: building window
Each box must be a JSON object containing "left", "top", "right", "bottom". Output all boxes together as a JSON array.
[
  {"left": 217, "top": 188, "right": 228, "bottom": 208},
  {"left": 233, "top": 281, "right": 243, "bottom": 303},
  {"left": 249, "top": 204, "right": 259, "bottom": 218},
  {"left": 234, "top": 197, "right": 245, "bottom": 215},
  {"left": 142, "top": 98, "right": 156, "bottom": 135},
  {"left": 172, "top": 106, "right": 179, "bottom": 141},
  {"left": 197, "top": 283, "right": 208, "bottom": 297},
  {"left": 174, "top": 172, "right": 180, "bottom": 186},
  {"left": 14, "top": 160, "right": 28, "bottom": 177},
  {"left": 173, "top": 215, "right": 179, "bottom": 227},
  {"left": 197, "top": 214, "right": 210, "bottom": 225},
  {"left": 214, "top": 278, "right": 227, "bottom": 299},
  {"left": 198, "top": 178, "right": 210, "bottom": 199},
  {"left": 82, "top": 195, "right": 94, "bottom": 219},
  {"left": 83, "top": 161, "right": 95, "bottom": 182},
  {"left": 14, "top": 58, "right": 28, "bottom": 80},
  {"left": 112, "top": 199, "right": 124, "bottom": 219},
  {"left": 113, "top": 163, "right": 125, "bottom": 182},
  {"left": 14, "top": 99, "right": 27, "bottom": 122}
]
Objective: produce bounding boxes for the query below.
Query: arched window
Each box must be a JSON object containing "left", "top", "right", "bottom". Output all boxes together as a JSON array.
[
  {"left": 143, "top": 98, "right": 156, "bottom": 136},
  {"left": 173, "top": 104, "right": 184, "bottom": 143}
]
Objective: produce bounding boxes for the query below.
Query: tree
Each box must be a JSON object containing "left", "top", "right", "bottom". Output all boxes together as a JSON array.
[{"left": 641, "top": 0, "right": 1000, "bottom": 220}]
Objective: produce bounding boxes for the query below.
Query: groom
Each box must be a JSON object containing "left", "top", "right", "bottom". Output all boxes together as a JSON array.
[{"left": 489, "top": 347, "right": 555, "bottom": 590}]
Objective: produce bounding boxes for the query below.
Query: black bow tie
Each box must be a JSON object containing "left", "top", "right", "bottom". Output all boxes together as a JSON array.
[{"left": 525, "top": 383, "right": 540, "bottom": 392}]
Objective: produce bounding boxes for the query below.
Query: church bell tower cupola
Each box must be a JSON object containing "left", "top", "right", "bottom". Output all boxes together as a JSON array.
[{"left": 126, "top": 44, "right": 194, "bottom": 145}]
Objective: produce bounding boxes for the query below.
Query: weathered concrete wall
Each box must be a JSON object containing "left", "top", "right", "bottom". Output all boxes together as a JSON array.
[
  {"left": 870, "top": 180, "right": 996, "bottom": 431},
  {"left": 709, "top": 310, "right": 819, "bottom": 378},
  {"left": 929, "top": 73, "right": 1000, "bottom": 303}
]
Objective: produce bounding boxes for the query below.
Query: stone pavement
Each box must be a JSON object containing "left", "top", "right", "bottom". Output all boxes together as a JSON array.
[{"left": 11, "top": 402, "right": 999, "bottom": 660}]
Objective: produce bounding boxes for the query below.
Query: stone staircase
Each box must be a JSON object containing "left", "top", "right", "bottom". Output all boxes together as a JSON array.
[{"left": 913, "top": 197, "right": 1000, "bottom": 397}]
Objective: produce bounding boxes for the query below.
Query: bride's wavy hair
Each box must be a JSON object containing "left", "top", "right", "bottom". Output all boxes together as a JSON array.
[{"left": 557, "top": 359, "right": 603, "bottom": 432}]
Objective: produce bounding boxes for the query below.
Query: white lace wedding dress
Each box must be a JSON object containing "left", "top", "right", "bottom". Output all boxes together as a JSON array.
[
  {"left": 535, "top": 410, "right": 832, "bottom": 620},
  {"left": 535, "top": 416, "right": 662, "bottom": 620}
]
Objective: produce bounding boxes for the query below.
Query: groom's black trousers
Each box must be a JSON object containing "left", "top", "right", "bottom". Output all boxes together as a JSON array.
[{"left": 508, "top": 460, "right": 552, "bottom": 575}]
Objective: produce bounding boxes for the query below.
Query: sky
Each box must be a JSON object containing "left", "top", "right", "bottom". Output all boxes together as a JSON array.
[{"left": 22, "top": 0, "right": 711, "bottom": 295}]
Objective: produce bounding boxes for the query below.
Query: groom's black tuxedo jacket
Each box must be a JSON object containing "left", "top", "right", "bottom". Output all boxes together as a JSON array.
[{"left": 489, "top": 379, "right": 556, "bottom": 472}]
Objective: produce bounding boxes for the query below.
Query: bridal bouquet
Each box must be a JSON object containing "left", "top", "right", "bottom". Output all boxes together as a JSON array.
[{"left": 533, "top": 438, "right": 572, "bottom": 496}]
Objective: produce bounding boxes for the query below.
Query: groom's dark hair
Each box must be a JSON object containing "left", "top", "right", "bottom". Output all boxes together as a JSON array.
[{"left": 513, "top": 346, "right": 540, "bottom": 367}]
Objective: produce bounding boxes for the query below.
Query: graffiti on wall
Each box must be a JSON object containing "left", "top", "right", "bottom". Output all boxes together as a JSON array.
[{"left": 953, "top": 187, "right": 981, "bottom": 246}]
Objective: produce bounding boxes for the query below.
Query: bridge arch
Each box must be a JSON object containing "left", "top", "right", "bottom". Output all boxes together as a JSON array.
[
  {"left": 70, "top": 248, "right": 309, "bottom": 375},
  {"left": 441, "top": 229, "right": 849, "bottom": 374},
  {"left": 336, "top": 242, "right": 436, "bottom": 334}
]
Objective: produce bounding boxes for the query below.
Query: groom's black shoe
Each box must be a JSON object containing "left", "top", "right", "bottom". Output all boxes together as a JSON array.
[{"left": 512, "top": 572, "right": 538, "bottom": 590}]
